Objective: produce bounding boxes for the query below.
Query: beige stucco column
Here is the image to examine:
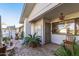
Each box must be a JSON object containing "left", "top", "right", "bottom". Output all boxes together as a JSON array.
[{"left": 0, "top": 16, "right": 2, "bottom": 47}]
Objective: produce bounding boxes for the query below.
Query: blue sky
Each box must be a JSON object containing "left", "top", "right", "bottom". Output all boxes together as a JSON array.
[{"left": 0, "top": 3, "right": 24, "bottom": 28}]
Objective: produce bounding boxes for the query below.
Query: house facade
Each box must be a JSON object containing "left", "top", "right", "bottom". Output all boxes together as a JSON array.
[
  {"left": 2, "top": 26, "right": 16, "bottom": 39},
  {"left": 20, "top": 3, "right": 79, "bottom": 45}
]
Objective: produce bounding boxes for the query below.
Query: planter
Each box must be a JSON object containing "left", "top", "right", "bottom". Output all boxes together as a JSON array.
[
  {"left": 64, "top": 40, "right": 73, "bottom": 44},
  {"left": 24, "top": 33, "right": 41, "bottom": 48},
  {"left": 63, "top": 40, "right": 74, "bottom": 52},
  {"left": 29, "top": 43, "right": 38, "bottom": 48}
]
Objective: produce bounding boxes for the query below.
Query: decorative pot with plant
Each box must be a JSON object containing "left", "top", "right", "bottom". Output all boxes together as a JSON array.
[{"left": 24, "top": 33, "right": 41, "bottom": 48}]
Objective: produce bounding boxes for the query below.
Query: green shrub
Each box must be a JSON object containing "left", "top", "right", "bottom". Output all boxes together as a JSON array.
[
  {"left": 3, "top": 37, "right": 11, "bottom": 44},
  {"left": 23, "top": 33, "right": 41, "bottom": 48},
  {"left": 55, "top": 45, "right": 72, "bottom": 56}
]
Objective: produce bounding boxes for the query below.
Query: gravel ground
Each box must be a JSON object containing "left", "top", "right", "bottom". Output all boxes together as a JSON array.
[{"left": 13, "top": 40, "right": 60, "bottom": 56}]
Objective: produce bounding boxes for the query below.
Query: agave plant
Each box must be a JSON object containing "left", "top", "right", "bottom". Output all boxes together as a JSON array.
[
  {"left": 54, "top": 44, "right": 72, "bottom": 56},
  {"left": 23, "top": 33, "right": 41, "bottom": 48},
  {"left": 54, "top": 37, "right": 79, "bottom": 56}
]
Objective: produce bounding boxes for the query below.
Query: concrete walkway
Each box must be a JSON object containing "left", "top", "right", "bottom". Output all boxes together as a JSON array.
[{"left": 13, "top": 40, "right": 60, "bottom": 56}]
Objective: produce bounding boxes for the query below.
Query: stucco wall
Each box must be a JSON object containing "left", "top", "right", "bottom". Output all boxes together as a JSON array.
[
  {"left": 51, "top": 34, "right": 79, "bottom": 45},
  {"left": 24, "top": 18, "right": 31, "bottom": 37},
  {"left": 31, "top": 23, "right": 35, "bottom": 35},
  {"left": 31, "top": 18, "right": 45, "bottom": 45},
  {"left": 51, "top": 34, "right": 66, "bottom": 44}
]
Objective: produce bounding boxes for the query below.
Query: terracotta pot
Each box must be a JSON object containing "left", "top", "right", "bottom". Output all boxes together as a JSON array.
[
  {"left": 29, "top": 43, "right": 37, "bottom": 48},
  {"left": 64, "top": 40, "right": 73, "bottom": 44}
]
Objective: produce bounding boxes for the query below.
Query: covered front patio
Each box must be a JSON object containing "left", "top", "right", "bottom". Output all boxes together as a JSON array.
[{"left": 33, "top": 3, "right": 79, "bottom": 45}]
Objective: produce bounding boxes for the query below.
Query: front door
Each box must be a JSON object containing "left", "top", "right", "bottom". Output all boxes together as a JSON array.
[{"left": 45, "top": 22, "right": 51, "bottom": 44}]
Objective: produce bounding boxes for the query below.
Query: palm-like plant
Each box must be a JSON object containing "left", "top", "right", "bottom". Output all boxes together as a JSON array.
[{"left": 24, "top": 33, "right": 41, "bottom": 48}]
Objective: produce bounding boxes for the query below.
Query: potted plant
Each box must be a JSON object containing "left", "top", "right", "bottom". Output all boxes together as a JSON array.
[{"left": 24, "top": 33, "right": 41, "bottom": 48}]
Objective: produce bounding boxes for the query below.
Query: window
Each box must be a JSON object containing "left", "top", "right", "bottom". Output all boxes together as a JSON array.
[
  {"left": 52, "top": 19, "right": 76, "bottom": 35},
  {"left": 66, "top": 20, "right": 75, "bottom": 35},
  {"left": 67, "top": 22, "right": 75, "bottom": 35},
  {"left": 76, "top": 19, "right": 79, "bottom": 35},
  {"left": 35, "top": 25, "right": 42, "bottom": 36},
  {"left": 52, "top": 22, "right": 67, "bottom": 34},
  {"left": 52, "top": 23, "right": 58, "bottom": 33},
  {"left": 57, "top": 23, "right": 67, "bottom": 34}
]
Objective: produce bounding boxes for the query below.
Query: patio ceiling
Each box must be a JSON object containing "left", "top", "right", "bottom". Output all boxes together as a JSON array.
[{"left": 43, "top": 3, "right": 79, "bottom": 22}]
